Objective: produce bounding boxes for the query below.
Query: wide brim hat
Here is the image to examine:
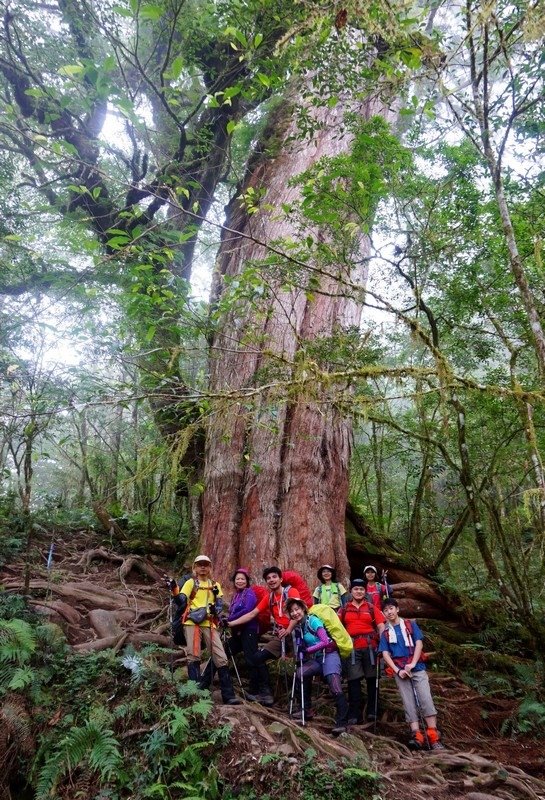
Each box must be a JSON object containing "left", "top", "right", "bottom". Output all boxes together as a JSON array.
[
  {"left": 285, "top": 596, "right": 307, "bottom": 613},
  {"left": 363, "top": 565, "right": 377, "bottom": 574},
  {"left": 194, "top": 555, "right": 212, "bottom": 564},
  {"left": 317, "top": 564, "right": 337, "bottom": 581}
]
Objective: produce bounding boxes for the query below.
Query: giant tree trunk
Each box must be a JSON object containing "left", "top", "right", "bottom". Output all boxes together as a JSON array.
[{"left": 201, "top": 96, "right": 385, "bottom": 586}]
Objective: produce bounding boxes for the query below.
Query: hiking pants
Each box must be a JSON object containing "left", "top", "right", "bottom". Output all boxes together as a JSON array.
[
  {"left": 256, "top": 632, "right": 294, "bottom": 660},
  {"left": 347, "top": 677, "right": 378, "bottom": 722},
  {"left": 297, "top": 653, "right": 349, "bottom": 725},
  {"left": 183, "top": 624, "right": 228, "bottom": 668},
  {"left": 394, "top": 669, "right": 436, "bottom": 724},
  {"left": 225, "top": 628, "right": 269, "bottom": 693}
]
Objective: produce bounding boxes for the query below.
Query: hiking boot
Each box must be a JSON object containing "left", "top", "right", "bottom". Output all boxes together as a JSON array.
[
  {"left": 408, "top": 731, "right": 425, "bottom": 750},
  {"left": 256, "top": 692, "right": 274, "bottom": 707},
  {"left": 244, "top": 692, "right": 259, "bottom": 702},
  {"left": 218, "top": 666, "right": 241, "bottom": 705},
  {"left": 331, "top": 724, "right": 347, "bottom": 736},
  {"left": 347, "top": 717, "right": 362, "bottom": 726},
  {"left": 429, "top": 740, "right": 445, "bottom": 750},
  {"left": 366, "top": 713, "right": 377, "bottom": 722},
  {"left": 426, "top": 728, "right": 444, "bottom": 750},
  {"left": 187, "top": 661, "right": 201, "bottom": 683},
  {"left": 292, "top": 707, "right": 316, "bottom": 720}
]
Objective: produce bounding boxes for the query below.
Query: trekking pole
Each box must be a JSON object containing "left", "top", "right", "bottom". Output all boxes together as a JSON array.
[
  {"left": 374, "top": 653, "right": 380, "bottom": 734},
  {"left": 299, "top": 645, "right": 305, "bottom": 726},
  {"left": 168, "top": 595, "right": 175, "bottom": 680},
  {"left": 289, "top": 661, "right": 297, "bottom": 716},
  {"left": 280, "top": 636, "right": 290, "bottom": 705},
  {"left": 221, "top": 628, "right": 246, "bottom": 698},
  {"left": 409, "top": 674, "right": 430, "bottom": 749}
]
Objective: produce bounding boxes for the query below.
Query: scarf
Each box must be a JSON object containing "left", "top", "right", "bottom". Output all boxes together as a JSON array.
[{"left": 386, "top": 618, "right": 413, "bottom": 649}]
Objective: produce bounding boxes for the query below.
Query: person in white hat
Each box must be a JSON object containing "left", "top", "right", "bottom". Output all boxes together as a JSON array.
[
  {"left": 363, "top": 565, "right": 393, "bottom": 609},
  {"left": 169, "top": 555, "right": 240, "bottom": 704}
]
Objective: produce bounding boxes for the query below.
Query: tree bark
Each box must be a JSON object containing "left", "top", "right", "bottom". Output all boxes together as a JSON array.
[{"left": 201, "top": 95, "right": 385, "bottom": 586}]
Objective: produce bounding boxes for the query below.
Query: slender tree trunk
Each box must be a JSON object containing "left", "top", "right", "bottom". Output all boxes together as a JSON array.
[
  {"left": 466, "top": 9, "right": 545, "bottom": 376},
  {"left": 201, "top": 95, "right": 385, "bottom": 585}
]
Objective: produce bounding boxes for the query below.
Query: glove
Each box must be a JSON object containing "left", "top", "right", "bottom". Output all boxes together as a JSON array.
[
  {"left": 219, "top": 616, "right": 229, "bottom": 629},
  {"left": 164, "top": 575, "right": 178, "bottom": 592},
  {"left": 208, "top": 603, "right": 217, "bottom": 617}
]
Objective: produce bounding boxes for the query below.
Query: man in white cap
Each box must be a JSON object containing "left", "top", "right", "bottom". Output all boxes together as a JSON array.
[{"left": 170, "top": 555, "right": 240, "bottom": 704}]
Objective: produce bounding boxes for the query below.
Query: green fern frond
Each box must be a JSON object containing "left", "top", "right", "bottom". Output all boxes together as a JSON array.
[
  {"left": 36, "top": 720, "right": 122, "bottom": 799},
  {"left": 165, "top": 706, "right": 190, "bottom": 739},
  {"left": 35, "top": 622, "right": 67, "bottom": 651},
  {"left": 190, "top": 697, "right": 213, "bottom": 719},
  {"left": 176, "top": 681, "right": 205, "bottom": 700},
  {"left": 0, "top": 619, "right": 36, "bottom": 665},
  {"left": 7, "top": 665, "right": 34, "bottom": 690}
]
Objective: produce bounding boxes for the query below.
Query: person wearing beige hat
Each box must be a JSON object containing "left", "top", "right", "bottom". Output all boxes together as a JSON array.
[
  {"left": 312, "top": 565, "right": 349, "bottom": 609},
  {"left": 169, "top": 555, "right": 241, "bottom": 704}
]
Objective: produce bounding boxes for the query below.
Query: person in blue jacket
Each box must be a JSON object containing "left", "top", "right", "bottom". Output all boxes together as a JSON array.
[
  {"left": 378, "top": 597, "right": 443, "bottom": 750},
  {"left": 286, "top": 597, "right": 349, "bottom": 736}
]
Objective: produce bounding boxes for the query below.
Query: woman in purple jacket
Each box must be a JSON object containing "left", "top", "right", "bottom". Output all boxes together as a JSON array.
[{"left": 224, "top": 568, "right": 268, "bottom": 700}]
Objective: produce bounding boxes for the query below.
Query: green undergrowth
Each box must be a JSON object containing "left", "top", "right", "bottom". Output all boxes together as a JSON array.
[
  {"left": 235, "top": 749, "right": 380, "bottom": 800},
  {"left": 0, "top": 603, "right": 380, "bottom": 799}
]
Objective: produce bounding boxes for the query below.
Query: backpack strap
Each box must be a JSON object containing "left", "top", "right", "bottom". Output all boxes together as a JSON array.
[{"left": 319, "top": 583, "right": 337, "bottom": 603}]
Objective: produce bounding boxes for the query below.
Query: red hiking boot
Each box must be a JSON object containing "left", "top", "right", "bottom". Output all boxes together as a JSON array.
[
  {"left": 426, "top": 728, "right": 444, "bottom": 750},
  {"left": 408, "top": 730, "right": 425, "bottom": 750}
]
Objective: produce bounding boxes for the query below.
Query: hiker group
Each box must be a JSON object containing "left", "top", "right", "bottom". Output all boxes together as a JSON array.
[{"left": 168, "top": 555, "right": 443, "bottom": 751}]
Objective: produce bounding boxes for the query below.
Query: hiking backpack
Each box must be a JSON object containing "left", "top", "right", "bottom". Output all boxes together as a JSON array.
[
  {"left": 314, "top": 582, "right": 342, "bottom": 605},
  {"left": 309, "top": 603, "right": 354, "bottom": 659},
  {"left": 281, "top": 570, "right": 313, "bottom": 608}
]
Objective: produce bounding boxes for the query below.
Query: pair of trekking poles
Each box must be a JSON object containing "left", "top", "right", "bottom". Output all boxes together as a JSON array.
[{"left": 288, "top": 636, "right": 306, "bottom": 725}]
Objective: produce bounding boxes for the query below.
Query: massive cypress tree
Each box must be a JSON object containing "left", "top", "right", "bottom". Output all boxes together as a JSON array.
[{"left": 0, "top": 0, "right": 413, "bottom": 583}]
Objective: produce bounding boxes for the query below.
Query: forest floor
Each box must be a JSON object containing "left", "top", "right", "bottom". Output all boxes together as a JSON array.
[{"left": 2, "top": 528, "right": 544, "bottom": 800}]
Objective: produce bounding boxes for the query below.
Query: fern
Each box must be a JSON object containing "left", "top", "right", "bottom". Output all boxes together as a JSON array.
[
  {"left": 177, "top": 681, "right": 206, "bottom": 700},
  {"left": 190, "top": 696, "right": 213, "bottom": 719},
  {"left": 6, "top": 665, "right": 34, "bottom": 691},
  {"left": 36, "top": 720, "right": 122, "bottom": 799},
  {"left": 515, "top": 698, "right": 545, "bottom": 737},
  {"left": 0, "top": 619, "right": 36, "bottom": 664},
  {"left": 165, "top": 706, "right": 191, "bottom": 739}
]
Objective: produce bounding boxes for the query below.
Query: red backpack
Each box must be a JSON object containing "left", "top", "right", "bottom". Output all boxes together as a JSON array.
[{"left": 280, "top": 570, "right": 313, "bottom": 609}]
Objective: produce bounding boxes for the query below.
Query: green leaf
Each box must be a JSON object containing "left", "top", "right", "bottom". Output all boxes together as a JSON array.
[
  {"left": 112, "top": 4, "right": 133, "bottom": 16},
  {"left": 24, "top": 88, "right": 45, "bottom": 98},
  {"left": 58, "top": 63, "right": 84, "bottom": 78},
  {"left": 167, "top": 55, "right": 184, "bottom": 80},
  {"left": 139, "top": 4, "right": 163, "bottom": 20},
  {"left": 226, "top": 120, "right": 237, "bottom": 135},
  {"left": 253, "top": 32, "right": 263, "bottom": 48}
]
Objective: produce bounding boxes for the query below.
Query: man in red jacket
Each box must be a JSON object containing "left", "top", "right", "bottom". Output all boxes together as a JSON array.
[{"left": 339, "top": 578, "right": 385, "bottom": 724}]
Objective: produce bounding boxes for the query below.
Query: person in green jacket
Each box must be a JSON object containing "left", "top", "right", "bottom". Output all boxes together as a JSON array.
[{"left": 312, "top": 564, "right": 349, "bottom": 609}]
